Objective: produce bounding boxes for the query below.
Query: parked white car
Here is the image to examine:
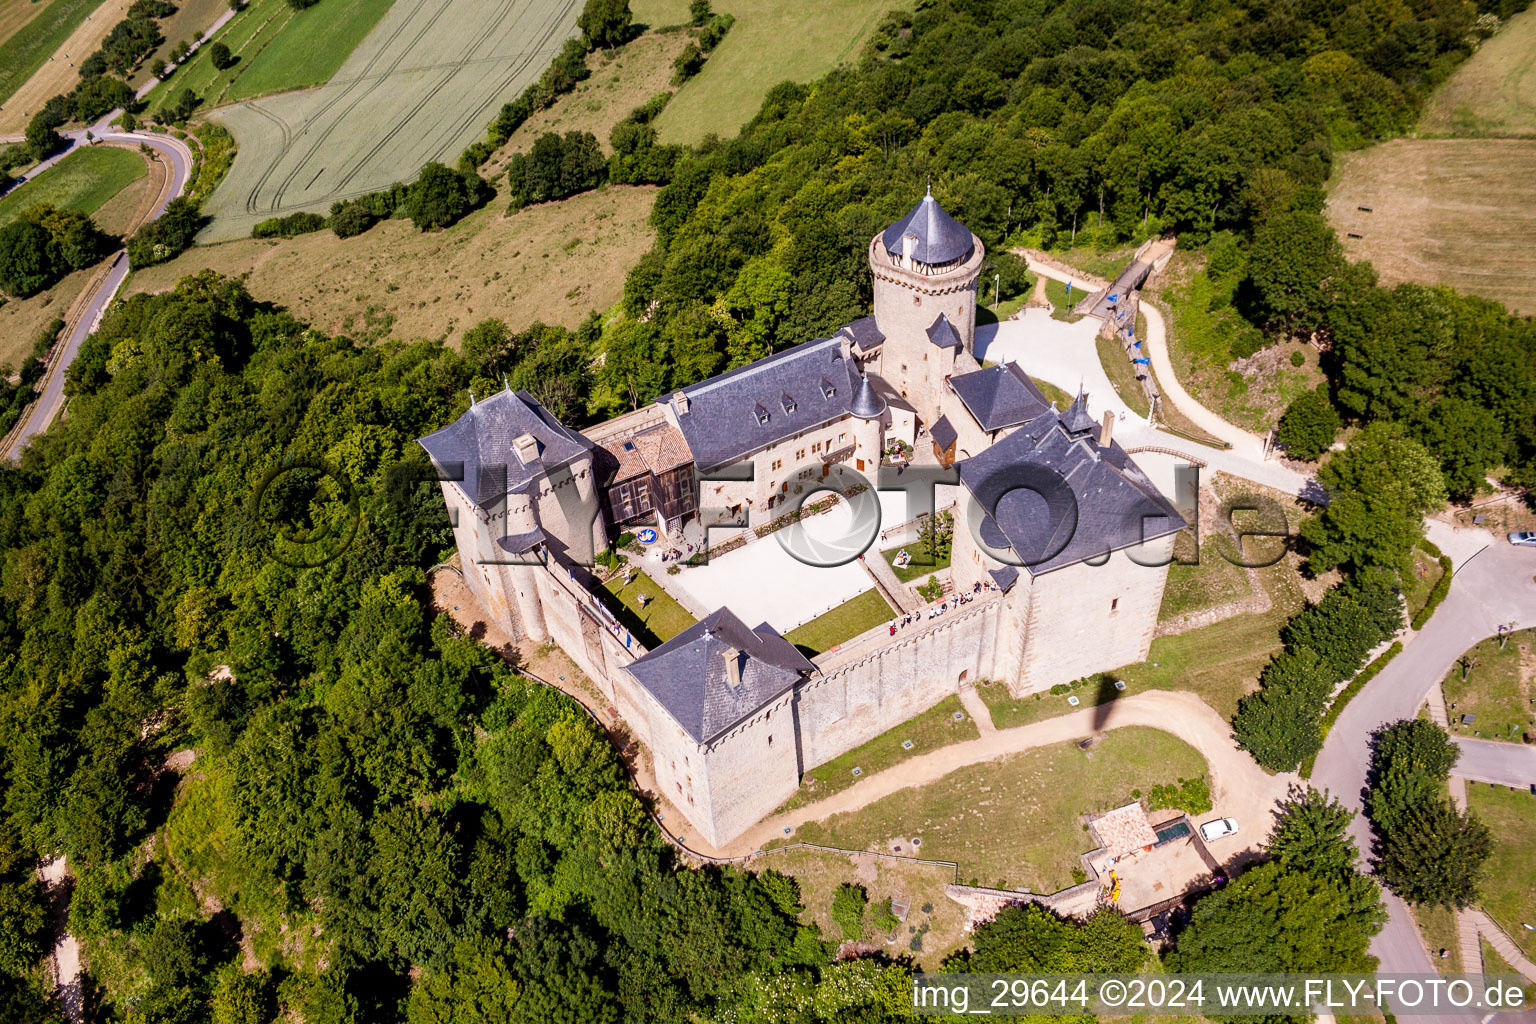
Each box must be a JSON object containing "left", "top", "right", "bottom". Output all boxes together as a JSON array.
[
  {"left": 1199, "top": 817, "right": 1239, "bottom": 841},
  {"left": 1507, "top": 531, "right": 1536, "bottom": 547}
]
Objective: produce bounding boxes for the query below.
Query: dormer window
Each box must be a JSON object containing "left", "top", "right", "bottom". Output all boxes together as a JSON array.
[
  {"left": 621, "top": 440, "right": 635, "bottom": 452},
  {"left": 820, "top": 378, "right": 836, "bottom": 399},
  {"left": 781, "top": 393, "right": 796, "bottom": 414},
  {"left": 754, "top": 403, "right": 770, "bottom": 425}
]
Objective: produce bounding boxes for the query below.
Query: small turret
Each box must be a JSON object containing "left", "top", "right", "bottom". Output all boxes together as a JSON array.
[
  {"left": 849, "top": 374, "right": 887, "bottom": 420},
  {"left": 1062, "top": 389, "right": 1096, "bottom": 436}
]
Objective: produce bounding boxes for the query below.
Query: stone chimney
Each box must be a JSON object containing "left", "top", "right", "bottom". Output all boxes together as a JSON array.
[
  {"left": 512, "top": 432, "right": 540, "bottom": 465},
  {"left": 722, "top": 646, "right": 742, "bottom": 689},
  {"left": 672, "top": 391, "right": 690, "bottom": 416},
  {"left": 1100, "top": 411, "right": 1114, "bottom": 449}
]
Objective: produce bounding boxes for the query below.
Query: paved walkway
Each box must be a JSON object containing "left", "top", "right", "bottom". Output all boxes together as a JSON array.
[
  {"left": 710, "top": 690, "right": 1295, "bottom": 859},
  {"left": 957, "top": 684, "right": 996, "bottom": 734},
  {"left": 1458, "top": 909, "right": 1482, "bottom": 973},
  {"left": 1464, "top": 910, "right": 1536, "bottom": 983},
  {"left": 859, "top": 550, "right": 917, "bottom": 614},
  {"left": 1450, "top": 736, "right": 1536, "bottom": 787}
]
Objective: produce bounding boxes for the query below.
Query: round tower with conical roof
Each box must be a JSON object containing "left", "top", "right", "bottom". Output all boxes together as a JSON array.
[{"left": 869, "top": 187, "right": 985, "bottom": 429}]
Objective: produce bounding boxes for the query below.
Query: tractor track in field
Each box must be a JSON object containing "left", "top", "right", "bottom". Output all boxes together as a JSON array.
[{"left": 243, "top": 0, "right": 458, "bottom": 213}]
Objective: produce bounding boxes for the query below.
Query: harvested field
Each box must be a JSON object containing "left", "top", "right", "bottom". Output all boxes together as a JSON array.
[
  {"left": 200, "top": 0, "right": 582, "bottom": 241},
  {"left": 1420, "top": 6, "right": 1536, "bottom": 138},
  {"left": 648, "top": 0, "right": 902, "bottom": 145},
  {"left": 480, "top": 29, "right": 690, "bottom": 179},
  {"left": 0, "top": 0, "right": 128, "bottom": 133},
  {"left": 125, "top": 184, "right": 655, "bottom": 346},
  {"left": 1327, "top": 138, "right": 1536, "bottom": 314},
  {"left": 144, "top": 0, "right": 395, "bottom": 113}
]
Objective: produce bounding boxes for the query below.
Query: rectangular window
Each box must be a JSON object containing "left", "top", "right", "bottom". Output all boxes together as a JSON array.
[
  {"left": 771, "top": 459, "right": 783, "bottom": 471},
  {"left": 1111, "top": 598, "right": 1119, "bottom": 611},
  {"left": 812, "top": 441, "right": 822, "bottom": 454},
  {"left": 839, "top": 432, "right": 847, "bottom": 444},
  {"left": 796, "top": 448, "right": 806, "bottom": 460}
]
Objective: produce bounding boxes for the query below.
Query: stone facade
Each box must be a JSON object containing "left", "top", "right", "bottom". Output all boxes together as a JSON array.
[{"left": 421, "top": 192, "right": 1186, "bottom": 850}]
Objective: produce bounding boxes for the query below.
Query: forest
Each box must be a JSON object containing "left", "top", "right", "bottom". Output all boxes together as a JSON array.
[{"left": 2, "top": 0, "right": 1532, "bottom": 1017}]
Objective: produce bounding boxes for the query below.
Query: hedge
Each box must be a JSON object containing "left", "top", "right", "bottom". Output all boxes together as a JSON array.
[
  {"left": 1410, "top": 538, "right": 1454, "bottom": 630},
  {"left": 1299, "top": 640, "right": 1404, "bottom": 778}
]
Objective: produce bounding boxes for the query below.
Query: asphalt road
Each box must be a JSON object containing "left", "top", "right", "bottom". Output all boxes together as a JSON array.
[
  {"left": 1312, "top": 541, "right": 1536, "bottom": 1020},
  {"left": 3, "top": 126, "right": 192, "bottom": 462},
  {"left": 1452, "top": 735, "right": 1536, "bottom": 787}
]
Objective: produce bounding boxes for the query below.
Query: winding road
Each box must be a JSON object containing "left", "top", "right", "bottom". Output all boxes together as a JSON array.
[{"left": 0, "top": 123, "right": 193, "bottom": 462}]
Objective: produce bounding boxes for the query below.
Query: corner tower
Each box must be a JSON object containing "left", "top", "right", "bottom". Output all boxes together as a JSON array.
[{"left": 869, "top": 188, "right": 984, "bottom": 429}]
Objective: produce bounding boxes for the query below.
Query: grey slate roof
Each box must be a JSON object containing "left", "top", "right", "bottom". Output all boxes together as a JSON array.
[
  {"left": 417, "top": 389, "right": 593, "bottom": 508},
  {"left": 1061, "top": 390, "right": 1097, "bottom": 435},
  {"left": 948, "top": 362, "right": 1052, "bottom": 433},
  {"left": 956, "top": 401, "right": 1186, "bottom": 576},
  {"left": 931, "top": 415, "right": 958, "bottom": 451},
  {"left": 988, "top": 566, "right": 1019, "bottom": 592},
  {"left": 836, "top": 315, "right": 885, "bottom": 354},
  {"left": 625, "top": 608, "right": 816, "bottom": 744},
  {"left": 665, "top": 336, "right": 862, "bottom": 470},
  {"left": 882, "top": 191, "right": 975, "bottom": 266},
  {"left": 850, "top": 374, "right": 887, "bottom": 420},
  {"left": 926, "top": 313, "right": 962, "bottom": 349}
]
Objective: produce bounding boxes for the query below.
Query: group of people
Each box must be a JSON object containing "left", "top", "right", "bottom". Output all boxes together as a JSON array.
[{"left": 886, "top": 579, "right": 1001, "bottom": 634}]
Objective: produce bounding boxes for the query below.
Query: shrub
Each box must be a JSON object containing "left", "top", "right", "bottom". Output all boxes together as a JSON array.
[
  {"left": 406, "top": 163, "right": 489, "bottom": 230},
  {"left": 128, "top": 196, "right": 202, "bottom": 268},
  {"left": 209, "top": 41, "right": 234, "bottom": 70},
  {"left": 252, "top": 212, "right": 327, "bottom": 238},
  {"left": 1409, "top": 539, "right": 1453, "bottom": 630},
  {"left": 579, "top": 0, "right": 632, "bottom": 50},
  {"left": 830, "top": 883, "right": 867, "bottom": 939},
  {"left": 871, "top": 897, "right": 899, "bottom": 934},
  {"left": 689, "top": 0, "right": 712, "bottom": 24},
  {"left": 1276, "top": 386, "right": 1341, "bottom": 460},
  {"left": 1147, "top": 775, "right": 1212, "bottom": 814},
  {"left": 672, "top": 42, "right": 705, "bottom": 83},
  {"left": 505, "top": 131, "right": 605, "bottom": 209},
  {"left": 1290, "top": 350, "right": 1306, "bottom": 367}
]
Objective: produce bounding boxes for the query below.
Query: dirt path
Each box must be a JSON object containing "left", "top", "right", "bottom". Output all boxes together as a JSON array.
[
  {"left": 38, "top": 856, "right": 82, "bottom": 1024},
  {"left": 0, "top": 0, "right": 136, "bottom": 135},
  {"left": 708, "top": 689, "right": 1294, "bottom": 859}
]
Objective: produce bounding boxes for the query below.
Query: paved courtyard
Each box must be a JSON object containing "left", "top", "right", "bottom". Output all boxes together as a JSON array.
[{"left": 654, "top": 490, "right": 924, "bottom": 632}]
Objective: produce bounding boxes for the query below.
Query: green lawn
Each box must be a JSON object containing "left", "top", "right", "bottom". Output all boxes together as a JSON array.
[
  {"left": 1467, "top": 783, "right": 1536, "bottom": 961},
  {"left": 652, "top": 0, "right": 907, "bottom": 144},
  {"left": 598, "top": 570, "right": 695, "bottom": 649},
  {"left": 0, "top": 145, "right": 146, "bottom": 226},
  {"left": 1159, "top": 536, "right": 1251, "bottom": 622},
  {"left": 1480, "top": 939, "right": 1536, "bottom": 1004},
  {"left": 1412, "top": 901, "right": 1462, "bottom": 973},
  {"left": 787, "top": 727, "right": 1206, "bottom": 893},
  {"left": 1044, "top": 276, "right": 1087, "bottom": 322},
  {"left": 1403, "top": 545, "right": 1447, "bottom": 621},
  {"left": 1031, "top": 377, "right": 1073, "bottom": 409},
  {"left": 784, "top": 587, "right": 892, "bottom": 656},
  {"left": 0, "top": 0, "right": 108, "bottom": 104},
  {"left": 977, "top": 674, "right": 1130, "bottom": 731},
  {"left": 777, "top": 694, "right": 978, "bottom": 812},
  {"left": 1443, "top": 630, "right": 1535, "bottom": 743},
  {"left": 146, "top": 0, "right": 393, "bottom": 113},
  {"left": 1096, "top": 332, "right": 1152, "bottom": 418},
  {"left": 882, "top": 540, "right": 950, "bottom": 583}
]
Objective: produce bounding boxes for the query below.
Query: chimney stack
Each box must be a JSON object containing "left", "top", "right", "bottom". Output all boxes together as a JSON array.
[
  {"left": 672, "top": 391, "right": 690, "bottom": 416},
  {"left": 1100, "top": 411, "right": 1114, "bottom": 449},
  {"left": 512, "top": 432, "right": 540, "bottom": 465},
  {"left": 722, "top": 647, "right": 742, "bottom": 689}
]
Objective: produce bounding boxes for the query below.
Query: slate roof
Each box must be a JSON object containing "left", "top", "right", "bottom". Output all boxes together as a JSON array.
[
  {"left": 625, "top": 608, "right": 816, "bottom": 744},
  {"left": 931, "top": 415, "right": 958, "bottom": 451},
  {"left": 926, "top": 313, "right": 962, "bottom": 349},
  {"left": 665, "top": 336, "right": 862, "bottom": 470},
  {"left": 850, "top": 374, "right": 887, "bottom": 420},
  {"left": 1061, "top": 390, "right": 1097, "bottom": 434},
  {"left": 949, "top": 362, "right": 1053, "bottom": 433},
  {"left": 988, "top": 566, "right": 1019, "bottom": 593},
  {"left": 836, "top": 315, "right": 885, "bottom": 355},
  {"left": 955, "top": 399, "right": 1185, "bottom": 575},
  {"left": 882, "top": 191, "right": 975, "bottom": 266},
  {"left": 417, "top": 389, "right": 593, "bottom": 508}
]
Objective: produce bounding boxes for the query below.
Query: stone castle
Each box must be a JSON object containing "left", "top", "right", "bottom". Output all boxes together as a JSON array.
[{"left": 419, "top": 193, "right": 1186, "bottom": 848}]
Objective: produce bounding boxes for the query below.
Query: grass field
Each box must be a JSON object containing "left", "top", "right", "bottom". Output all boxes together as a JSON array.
[
  {"left": 784, "top": 587, "right": 892, "bottom": 656},
  {"left": 480, "top": 29, "right": 689, "bottom": 179},
  {"left": 599, "top": 569, "right": 695, "bottom": 648},
  {"left": 1403, "top": 545, "right": 1447, "bottom": 620},
  {"left": 881, "top": 540, "right": 949, "bottom": 583},
  {"left": 0, "top": 144, "right": 146, "bottom": 225},
  {"left": 1159, "top": 537, "right": 1251, "bottom": 622},
  {"left": 1412, "top": 902, "right": 1463, "bottom": 972},
  {"left": 779, "top": 695, "right": 978, "bottom": 812},
  {"left": 1044, "top": 276, "right": 1087, "bottom": 322},
  {"left": 1442, "top": 630, "right": 1535, "bottom": 743},
  {"left": 1327, "top": 139, "right": 1536, "bottom": 316},
  {"left": 146, "top": 0, "right": 395, "bottom": 112},
  {"left": 756, "top": 847, "right": 970, "bottom": 965},
  {"left": 129, "top": 0, "right": 241, "bottom": 89},
  {"left": 788, "top": 727, "right": 1206, "bottom": 893},
  {"left": 199, "top": 0, "right": 582, "bottom": 240},
  {"left": 126, "top": 184, "right": 654, "bottom": 345},
  {"left": 1420, "top": 6, "right": 1536, "bottom": 138},
  {"left": 0, "top": 0, "right": 128, "bottom": 132},
  {"left": 1466, "top": 783, "right": 1536, "bottom": 960},
  {"left": 648, "top": 0, "right": 903, "bottom": 145}
]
